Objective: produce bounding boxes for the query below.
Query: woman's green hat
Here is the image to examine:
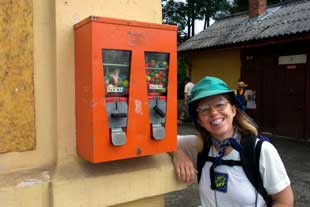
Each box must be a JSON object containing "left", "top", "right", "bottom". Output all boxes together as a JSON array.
[{"left": 189, "top": 76, "right": 234, "bottom": 103}]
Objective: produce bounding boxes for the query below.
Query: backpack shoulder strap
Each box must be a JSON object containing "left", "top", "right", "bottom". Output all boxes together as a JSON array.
[
  {"left": 236, "top": 89, "right": 241, "bottom": 95},
  {"left": 197, "top": 143, "right": 243, "bottom": 183},
  {"left": 197, "top": 142, "right": 211, "bottom": 183},
  {"left": 240, "top": 89, "right": 245, "bottom": 96},
  {"left": 240, "top": 135, "right": 272, "bottom": 206},
  {"left": 255, "top": 139, "right": 273, "bottom": 206},
  {"left": 237, "top": 89, "right": 245, "bottom": 96},
  {"left": 240, "top": 134, "right": 257, "bottom": 187}
]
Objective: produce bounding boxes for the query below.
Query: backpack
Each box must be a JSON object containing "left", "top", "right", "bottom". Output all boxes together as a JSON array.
[
  {"left": 235, "top": 89, "right": 247, "bottom": 111},
  {"left": 197, "top": 134, "right": 273, "bottom": 207}
]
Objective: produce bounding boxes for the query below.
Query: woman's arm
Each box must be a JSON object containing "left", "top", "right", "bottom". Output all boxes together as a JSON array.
[
  {"left": 173, "top": 146, "right": 197, "bottom": 184},
  {"left": 172, "top": 135, "right": 202, "bottom": 184},
  {"left": 259, "top": 141, "right": 294, "bottom": 207},
  {"left": 271, "top": 185, "right": 294, "bottom": 207}
]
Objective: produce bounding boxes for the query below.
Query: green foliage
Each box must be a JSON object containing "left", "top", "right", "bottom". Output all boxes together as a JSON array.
[
  {"left": 196, "top": 0, "right": 231, "bottom": 28},
  {"left": 162, "top": 0, "right": 188, "bottom": 44},
  {"left": 162, "top": 0, "right": 232, "bottom": 44},
  {"left": 177, "top": 57, "right": 187, "bottom": 99}
]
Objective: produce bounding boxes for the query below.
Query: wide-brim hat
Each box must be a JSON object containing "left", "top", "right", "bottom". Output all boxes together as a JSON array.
[
  {"left": 189, "top": 76, "right": 234, "bottom": 104},
  {"left": 237, "top": 81, "right": 248, "bottom": 88}
]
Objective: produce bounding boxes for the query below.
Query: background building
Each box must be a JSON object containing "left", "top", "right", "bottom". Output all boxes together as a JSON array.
[{"left": 178, "top": 0, "right": 310, "bottom": 140}]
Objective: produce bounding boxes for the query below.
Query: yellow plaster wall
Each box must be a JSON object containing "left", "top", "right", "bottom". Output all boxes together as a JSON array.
[
  {"left": 0, "top": 0, "right": 35, "bottom": 153},
  {"left": 113, "top": 195, "right": 165, "bottom": 207},
  {"left": 0, "top": 1, "right": 186, "bottom": 207},
  {"left": 113, "top": 195, "right": 164, "bottom": 207},
  {"left": 49, "top": 1, "right": 185, "bottom": 205},
  {"left": 0, "top": 0, "right": 56, "bottom": 173},
  {"left": 187, "top": 49, "right": 241, "bottom": 89},
  {"left": 0, "top": 168, "right": 50, "bottom": 207},
  {"left": 52, "top": 153, "right": 183, "bottom": 207},
  {"left": 0, "top": 0, "right": 163, "bottom": 173}
]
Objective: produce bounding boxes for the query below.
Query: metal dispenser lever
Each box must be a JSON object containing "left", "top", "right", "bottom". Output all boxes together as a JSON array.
[
  {"left": 153, "top": 104, "right": 165, "bottom": 118},
  {"left": 111, "top": 101, "right": 128, "bottom": 118},
  {"left": 150, "top": 96, "right": 166, "bottom": 140},
  {"left": 107, "top": 99, "right": 127, "bottom": 146}
]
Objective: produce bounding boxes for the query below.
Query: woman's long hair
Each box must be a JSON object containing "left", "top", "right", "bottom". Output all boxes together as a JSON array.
[{"left": 234, "top": 108, "right": 258, "bottom": 136}]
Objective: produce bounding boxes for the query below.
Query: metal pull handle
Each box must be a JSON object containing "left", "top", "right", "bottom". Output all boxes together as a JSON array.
[
  {"left": 111, "top": 99, "right": 127, "bottom": 118},
  {"left": 153, "top": 105, "right": 165, "bottom": 118},
  {"left": 111, "top": 112, "right": 127, "bottom": 118}
]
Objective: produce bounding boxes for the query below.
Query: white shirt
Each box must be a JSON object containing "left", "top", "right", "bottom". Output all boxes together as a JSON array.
[
  {"left": 177, "top": 135, "right": 291, "bottom": 207},
  {"left": 184, "top": 82, "right": 195, "bottom": 97}
]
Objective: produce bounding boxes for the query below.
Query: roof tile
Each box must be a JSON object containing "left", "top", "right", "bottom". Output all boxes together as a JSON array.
[{"left": 178, "top": 0, "right": 310, "bottom": 51}]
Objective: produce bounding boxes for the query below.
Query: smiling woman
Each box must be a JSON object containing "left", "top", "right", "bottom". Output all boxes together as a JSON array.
[{"left": 172, "top": 76, "right": 294, "bottom": 207}]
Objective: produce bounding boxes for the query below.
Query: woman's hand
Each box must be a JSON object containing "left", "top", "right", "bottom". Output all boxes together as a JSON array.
[{"left": 172, "top": 147, "right": 197, "bottom": 184}]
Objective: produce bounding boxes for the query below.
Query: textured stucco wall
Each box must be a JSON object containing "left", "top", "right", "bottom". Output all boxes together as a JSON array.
[
  {"left": 0, "top": 0, "right": 163, "bottom": 173},
  {"left": 187, "top": 49, "right": 241, "bottom": 89},
  {"left": 0, "top": 0, "right": 35, "bottom": 153},
  {"left": 0, "top": 1, "right": 186, "bottom": 207}
]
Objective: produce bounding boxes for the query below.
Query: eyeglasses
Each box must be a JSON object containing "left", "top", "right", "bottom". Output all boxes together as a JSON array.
[{"left": 197, "top": 100, "right": 229, "bottom": 116}]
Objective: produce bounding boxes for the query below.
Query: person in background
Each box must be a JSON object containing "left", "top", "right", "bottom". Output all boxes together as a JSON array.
[
  {"left": 173, "top": 76, "right": 294, "bottom": 207},
  {"left": 235, "top": 80, "right": 249, "bottom": 112},
  {"left": 179, "top": 76, "right": 195, "bottom": 123},
  {"left": 184, "top": 76, "right": 195, "bottom": 105}
]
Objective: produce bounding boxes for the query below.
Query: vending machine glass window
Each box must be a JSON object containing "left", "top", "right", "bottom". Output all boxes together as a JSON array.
[
  {"left": 145, "top": 52, "right": 169, "bottom": 96},
  {"left": 102, "top": 49, "right": 131, "bottom": 97}
]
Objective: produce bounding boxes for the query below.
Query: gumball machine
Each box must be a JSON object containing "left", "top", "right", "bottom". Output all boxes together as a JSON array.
[
  {"left": 74, "top": 16, "right": 177, "bottom": 163},
  {"left": 103, "top": 49, "right": 131, "bottom": 146},
  {"left": 145, "top": 53, "right": 169, "bottom": 140}
]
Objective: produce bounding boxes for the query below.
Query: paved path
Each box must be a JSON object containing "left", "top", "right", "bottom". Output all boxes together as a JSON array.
[{"left": 165, "top": 123, "right": 310, "bottom": 207}]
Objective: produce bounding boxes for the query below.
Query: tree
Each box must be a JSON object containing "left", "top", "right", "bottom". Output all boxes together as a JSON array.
[
  {"left": 177, "top": 57, "right": 187, "bottom": 99},
  {"left": 198, "top": 0, "right": 231, "bottom": 29},
  {"left": 162, "top": 0, "right": 232, "bottom": 97},
  {"left": 184, "top": 0, "right": 229, "bottom": 38},
  {"left": 162, "top": 0, "right": 188, "bottom": 44},
  {"left": 162, "top": 0, "right": 231, "bottom": 42}
]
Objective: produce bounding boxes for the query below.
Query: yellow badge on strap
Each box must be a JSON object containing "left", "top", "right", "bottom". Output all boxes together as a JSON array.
[{"left": 214, "top": 171, "right": 228, "bottom": 192}]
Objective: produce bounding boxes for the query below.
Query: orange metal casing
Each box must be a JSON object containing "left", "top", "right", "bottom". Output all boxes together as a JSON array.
[{"left": 74, "top": 16, "right": 177, "bottom": 163}]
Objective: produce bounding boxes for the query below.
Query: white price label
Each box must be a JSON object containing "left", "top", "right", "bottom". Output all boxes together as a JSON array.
[
  {"left": 107, "top": 87, "right": 124, "bottom": 93},
  {"left": 149, "top": 84, "right": 163, "bottom": 90}
]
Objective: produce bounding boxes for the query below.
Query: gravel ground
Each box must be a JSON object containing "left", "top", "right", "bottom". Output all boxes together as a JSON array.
[{"left": 165, "top": 183, "right": 201, "bottom": 207}]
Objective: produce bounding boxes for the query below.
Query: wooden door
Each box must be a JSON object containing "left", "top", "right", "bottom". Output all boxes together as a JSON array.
[
  {"left": 274, "top": 64, "right": 306, "bottom": 139},
  {"left": 242, "top": 53, "right": 276, "bottom": 131}
]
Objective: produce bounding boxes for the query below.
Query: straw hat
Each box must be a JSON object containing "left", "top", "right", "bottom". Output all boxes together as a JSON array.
[{"left": 237, "top": 81, "right": 248, "bottom": 88}]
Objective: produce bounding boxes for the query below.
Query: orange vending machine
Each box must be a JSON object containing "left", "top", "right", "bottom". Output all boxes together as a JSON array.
[{"left": 74, "top": 16, "right": 177, "bottom": 163}]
